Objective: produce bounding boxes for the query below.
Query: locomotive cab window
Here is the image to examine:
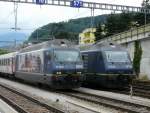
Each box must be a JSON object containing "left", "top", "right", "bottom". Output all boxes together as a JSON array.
[
  {"left": 54, "top": 50, "right": 81, "bottom": 62},
  {"left": 105, "top": 51, "right": 130, "bottom": 63}
]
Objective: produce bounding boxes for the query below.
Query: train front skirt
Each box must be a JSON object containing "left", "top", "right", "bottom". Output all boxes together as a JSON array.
[{"left": 83, "top": 73, "right": 134, "bottom": 89}]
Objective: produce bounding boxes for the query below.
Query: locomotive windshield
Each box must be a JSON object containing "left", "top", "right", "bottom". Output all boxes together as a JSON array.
[
  {"left": 105, "top": 51, "right": 130, "bottom": 62},
  {"left": 54, "top": 50, "right": 81, "bottom": 62}
]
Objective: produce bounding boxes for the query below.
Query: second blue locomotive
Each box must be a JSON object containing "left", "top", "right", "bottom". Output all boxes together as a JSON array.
[{"left": 80, "top": 42, "right": 134, "bottom": 88}]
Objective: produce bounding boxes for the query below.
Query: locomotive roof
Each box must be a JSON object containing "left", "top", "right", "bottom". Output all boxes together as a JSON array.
[
  {"left": 20, "top": 39, "right": 75, "bottom": 53},
  {"left": 79, "top": 41, "right": 125, "bottom": 52}
]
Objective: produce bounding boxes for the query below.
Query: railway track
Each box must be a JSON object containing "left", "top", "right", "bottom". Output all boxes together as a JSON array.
[
  {"left": 110, "top": 81, "right": 150, "bottom": 99},
  {"left": 0, "top": 78, "right": 106, "bottom": 113},
  {"left": 0, "top": 84, "right": 65, "bottom": 113},
  {"left": 0, "top": 77, "right": 150, "bottom": 113},
  {"left": 108, "top": 88, "right": 150, "bottom": 100},
  {"left": 59, "top": 90, "right": 150, "bottom": 113},
  {"left": 132, "top": 83, "right": 150, "bottom": 99}
]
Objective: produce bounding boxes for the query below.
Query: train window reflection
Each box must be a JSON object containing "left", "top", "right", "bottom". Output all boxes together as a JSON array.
[
  {"left": 105, "top": 51, "right": 129, "bottom": 62},
  {"left": 54, "top": 50, "right": 80, "bottom": 62}
]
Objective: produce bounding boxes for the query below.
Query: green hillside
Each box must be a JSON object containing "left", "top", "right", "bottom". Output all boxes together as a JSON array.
[{"left": 28, "top": 15, "right": 108, "bottom": 43}]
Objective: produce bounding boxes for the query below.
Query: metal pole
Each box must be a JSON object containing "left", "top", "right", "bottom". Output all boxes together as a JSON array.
[
  {"left": 144, "top": 9, "right": 146, "bottom": 37},
  {"left": 144, "top": 0, "right": 147, "bottom": 37},
  {"left": 130, "top": 84, "right": 133, "bottom": 98},
  {"left": 145, "top": 9, "right": 147, "bottom": 26},
  {"left": 14, "top": 39, "right": 16, "bottom": 48},
  {"left": 90, "top": 7, "right": 95, "bottom": 43},
  {"left": 90, "top": 8, "right": 93, "bottom": 28},
  {"left": 90, "top": 6, "right": 95, "bottom": 28},
  {"left": 145, "top": 0, "right": 149, "bottom": 25},
  {"left": 14, "top": 2, "right": 18, "bottom": 31},
  {"left": 37, "top": 29, "right": 38, "bottom": 42}
]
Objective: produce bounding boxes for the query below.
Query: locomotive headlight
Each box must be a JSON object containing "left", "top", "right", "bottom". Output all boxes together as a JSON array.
[
  {"left": 108, "top": 65, "right": 116, "bottom": 68},
  {"left": 77, "top": 72, "right": 82, "bottom": 74},
  {"left": 56, "top": 72, "right": 61, "bottom": 74},
  {"left": 56, "top": 65, "right": 64, "bottom": 69},
  {"left": 126, "top": 65, "right": 132, "bottom": 68},
  {"left": 76, "top": 65, "right": 83, "bottom": 69}
]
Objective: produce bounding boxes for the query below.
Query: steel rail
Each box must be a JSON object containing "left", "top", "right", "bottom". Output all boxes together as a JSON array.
[
  {"left": 0, "top": 84, "right": 65, "bottom": 113},
  {"left": 60, "top": 91, "right": 150, "bottom": 113}
]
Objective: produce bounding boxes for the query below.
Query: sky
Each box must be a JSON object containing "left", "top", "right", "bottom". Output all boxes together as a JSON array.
[{"left": 0, "top": 0, "right": 144, "bottom": 35}]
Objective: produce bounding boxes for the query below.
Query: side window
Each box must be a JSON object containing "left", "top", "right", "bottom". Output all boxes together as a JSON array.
[
  {"left": 6, "top": 59, "right": 7, "bottom": 65},
  {"left": 6, "top": 59, "right": 8, "bottom": 66},
  {"left": 4, "top": 59, "right": 6, "bottom": 65},
  {"left": 82, "top": 55, "right": 85, "bottom": 60},
  {"left": 3, "top": 59, "right": 4, "bottom": 65},
  {"left": 5, "top": 59, "right": 7, "bottom": 65},
  {"left": 82, "top": 54, "right": 88, "bottom": 61},
  {"left": 2, "top": 59, "right": 3, "bottom": 65},
  {"left": 8, "top": 59, "right": 10, "bottom": 65},
  {"left": 46, "top": 51, "right": 51, "bottom": 60},
  {"left": 98, "top": 52, "right": 102, "bottom": 59}
]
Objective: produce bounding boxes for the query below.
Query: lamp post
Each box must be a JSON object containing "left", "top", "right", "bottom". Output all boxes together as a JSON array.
[
  {"left": 145, "top": 2, "right": 147, "bottom": 25},
  {"left": 144, "top": 0, "right": 149, "bottom": 25}
]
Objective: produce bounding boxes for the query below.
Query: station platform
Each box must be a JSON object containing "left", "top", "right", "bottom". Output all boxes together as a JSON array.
[
  {"left": 76, "top": 87, "right": 150, "bottom": 107},
  {"left": 0, "top": 99, "right": 18, "bottom": 113}
]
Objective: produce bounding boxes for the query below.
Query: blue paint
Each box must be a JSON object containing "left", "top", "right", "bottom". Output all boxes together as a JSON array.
[
  {"left": 36, "top": 0, "right": 46, "bottom": 5},
  {"left": 70, "top": 0, "right": 83, "bottom": 8}
]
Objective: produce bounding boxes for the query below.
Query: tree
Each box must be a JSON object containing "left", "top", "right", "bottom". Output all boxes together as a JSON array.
[
  {"left": 105, "top": 13, "right": 119, "bottom": 36},
  {"left": 133, "top": 41, "right": 143, "bottom": 77},
  {"left": 94, "top": 23, "right": 105, "bottom": 41},
  {"left": 142, "top": 0, "right": 150, "bottom": 8},
  {"left": 0, "top": 49, "right": 9, "bottom": 55},
  {"left": 119, "top": 12, "right": 133, "bottom": 31},
  {"left": 105, "top": 13, "right": 133, "bottom": 37},
  {"left": 104, "top": 12, "right": 150, "bottom": 36},
  {"left": 28, "top": 15, "right": 108, "bottom": 43},
  {"left": 55, "top": 31, "right": 70, "bottom": 39}
]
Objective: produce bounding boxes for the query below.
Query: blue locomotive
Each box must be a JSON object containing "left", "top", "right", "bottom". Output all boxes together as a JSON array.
[
  {"left": 0, "top": 39, "right": 84, "bottom": 89},
  {"left": 80, "top": 42, "right": 134, "bottom": 88}
]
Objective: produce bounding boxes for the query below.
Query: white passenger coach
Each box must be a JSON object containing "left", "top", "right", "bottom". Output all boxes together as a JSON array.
[{"left": 0, "top": 52, "right": 17, "bottom": 75}]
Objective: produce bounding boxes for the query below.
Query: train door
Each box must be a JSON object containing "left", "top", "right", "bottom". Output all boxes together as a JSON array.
[
  {"left": 82, "top": 53, "right": 88, "bottom": 73},
  {"left": 12, "top": 57, "right": 15, "bottom": 74},
  {"left": 44, "top": 51, "right": 53, "bottom": 74},
  {"left": 96, "top": 52, "right": 105, "bottom": 73},
  {"left": 88, "top": 52, "right": 98, "bottom": 73}
]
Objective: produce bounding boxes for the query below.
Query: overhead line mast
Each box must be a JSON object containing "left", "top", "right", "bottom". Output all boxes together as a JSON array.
[
  {"left": 0, "top": 0, "right": 149, "bottom": 14},
  {"left": 14, "top": 2, "right": 18, "bottom": 31}
]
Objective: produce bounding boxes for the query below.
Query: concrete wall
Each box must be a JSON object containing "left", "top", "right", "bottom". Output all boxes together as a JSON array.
[{"left": 122, "top": 38, "right": 150, "bottom": 79}]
